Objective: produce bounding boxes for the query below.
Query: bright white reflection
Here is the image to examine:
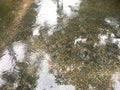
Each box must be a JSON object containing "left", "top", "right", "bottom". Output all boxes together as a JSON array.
[
  {"left": 0, "top": 41, "right": 27, "bottom": 86},
  {"left": 0, "top": 49, "right": 15, "bottom": 86},
  {"left": 32, "top": 0, "right": 57, "bottom": 36},
  {"left": 105, "top": 17, "right": 119, "bottom": 28},
  {"left": 98, "top": 34, "right": 108, "bottom": 45},
  {"left": 112, "top": 72, "right": 120, "bottom": 90},
  {"left": 33, "top": 0, "right": 82, "bottom": 36},
  {"left": 97, "top": 33, "right": 120, "bottom": 48},
  {"left": 12, "top": 41, "right": 27, "bottom": 62},
  {"left": 36, "top": 53, "right": 75, "bottom": 90},
  {"left": 74, "top": 36, "right": 87, "bottom": 45},
  {"left": 0, "top": 49, "right": 14, "bottom": 74},
  {"left": 36, "top": 0, "right": 57, "bottom": 26},
  {"left": 111, "top": 33, "right": 120, "bottom": 49},
  {"left": 63, "top": 0, "right": 81, "bottom": 16},
  {"left": 32, "top": 28, "right": 40, "bottom": 36}
]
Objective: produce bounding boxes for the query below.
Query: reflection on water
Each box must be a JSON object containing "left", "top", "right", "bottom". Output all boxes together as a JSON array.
[
  {"left": 0, "top": 40, "right": 75, "bottom": 89},
  {"left": 32, "top": 0, "right": 57, "bottom": 36},
  {"left": 98, "top": 32, "right": 120, "bottom": 49},
  {"left": 36, "top": 53, "right": 75, "bottom": 90},
  {"left": 0, "top": 0, "right": 120, "bottom": 89},
  {"left": 12, "top": 41, "right": 27, "bottom": 62},
  {"left": 74, "top": 36, "right": 87, "bottom": 45},
  {"left": 32, "top": 0, "right": 82, "bottom": 36},
  {"left": 62, "top": 0, "right": 81, "bottom": 16},
  {"left": 0, "top": 49, "right": 14, "bottom": 86},
  {"left": 105, "top": 17, "right": 119, "bottom": 29},
  {"left": 0, "top": 41, "right": 27, "bottom": 87},
  {"left": 112, "top": 72, "right": 120, "bottom": 90}
]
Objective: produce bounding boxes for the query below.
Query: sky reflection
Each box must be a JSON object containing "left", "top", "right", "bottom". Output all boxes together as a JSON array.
[
  {"left": 36, "top": 53, "right": 75, "bottom": 90},
  {"left": 33, "top": 0, "right": 82, "bottom": 36}
]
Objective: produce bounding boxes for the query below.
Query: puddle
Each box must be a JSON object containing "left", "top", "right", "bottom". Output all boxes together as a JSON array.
[{"left": 0, "top": 0, "right": 120, "bottom": 89}]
